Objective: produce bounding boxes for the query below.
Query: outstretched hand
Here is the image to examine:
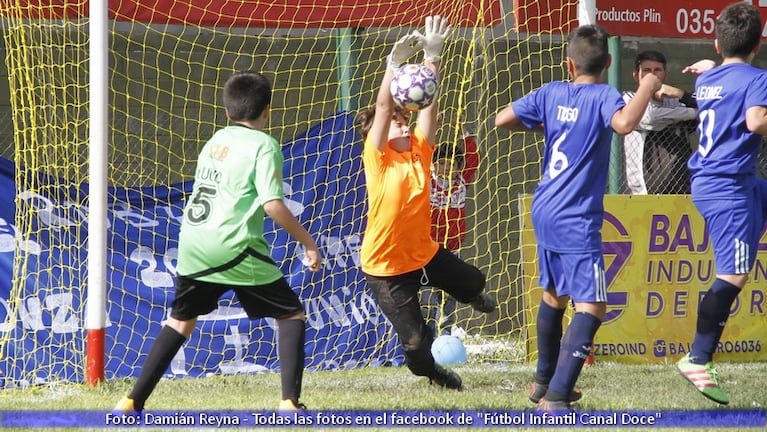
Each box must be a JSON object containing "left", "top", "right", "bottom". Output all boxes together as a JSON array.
[
  {"left": 414, "top": 15, "right": 451, "bottom": 63},
  {"left": 682, "top": 59, "right": 717, "bottom": 74},
  {"left": 387, "top": 33, "right": 423, "bottom": 71}
]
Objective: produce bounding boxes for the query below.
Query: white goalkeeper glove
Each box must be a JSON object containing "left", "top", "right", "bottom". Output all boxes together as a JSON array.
[
  {"left": 387, "top": 33, "right": 423, "bottom": 72},
  {"left": 415, "top": 15, "right": 451, "bottom": 64}
]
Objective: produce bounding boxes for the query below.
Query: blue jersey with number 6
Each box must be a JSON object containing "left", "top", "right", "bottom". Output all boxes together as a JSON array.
[
  {"left": 688, "top": 63, "right": 767, "bottom": 198},
  {"left": 512, "top": 81, "right": 624, "bottom": 253}
]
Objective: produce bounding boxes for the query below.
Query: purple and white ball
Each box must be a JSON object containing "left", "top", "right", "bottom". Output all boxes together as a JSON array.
[{"left": 390, "top": 64, "right": 438, "bottom": 112}]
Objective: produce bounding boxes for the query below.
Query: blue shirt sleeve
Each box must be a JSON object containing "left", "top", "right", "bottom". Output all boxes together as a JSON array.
[
  {"left": 745, "top": 71, "right": 767, "bottom": 109},
  {"left": 511, "top": 84, "right": 546, "bottom": 130}
]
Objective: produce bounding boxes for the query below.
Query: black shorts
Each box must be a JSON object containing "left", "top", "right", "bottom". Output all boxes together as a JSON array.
[
  {"left": 365, "top": 247, "right": 485, "bottom": 305},
  {"left": 170, "top": 275, "right": 304, "bottom": 321}
]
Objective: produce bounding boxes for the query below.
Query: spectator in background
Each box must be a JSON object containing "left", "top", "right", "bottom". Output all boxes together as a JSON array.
[
  {"left": 422, "top": 119, "right": 479, "bottom": 337},
  {"left": 623, "top": 50, "right": 698, "bottom": 195}
]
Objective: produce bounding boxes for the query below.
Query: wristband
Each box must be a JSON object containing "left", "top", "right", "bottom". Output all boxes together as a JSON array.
[{"left": 386, "top": 54, "right": 401, "bottom": 72}]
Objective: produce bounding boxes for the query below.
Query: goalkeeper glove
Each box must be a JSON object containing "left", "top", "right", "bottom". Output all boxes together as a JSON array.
[
  {"left": 415, "top": 15, "right": 451, "bottom": 64},
  {"left": 387, "top": 33, "right": 423, "bottom": 72}
]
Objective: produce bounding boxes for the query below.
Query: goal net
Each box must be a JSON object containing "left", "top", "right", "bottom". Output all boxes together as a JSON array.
[{"left": 0, "top": 0, "right": 579, "bottom": 387}]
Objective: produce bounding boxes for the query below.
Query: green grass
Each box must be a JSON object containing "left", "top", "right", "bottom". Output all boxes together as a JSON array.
[{"left": 0, "top": 361, "right": 765, "bottom": 431}]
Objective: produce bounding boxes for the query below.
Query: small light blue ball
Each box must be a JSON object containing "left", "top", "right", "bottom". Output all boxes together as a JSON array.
[{"left": 431, "top": 335, "right": 467, "bottom": 366}]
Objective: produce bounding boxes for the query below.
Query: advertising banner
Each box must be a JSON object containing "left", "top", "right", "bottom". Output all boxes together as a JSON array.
[
  {"left": 521, "top": 194, "right": 767, "bottom": 364},
  {"left": 515, "top": 0, "right": 767, "bottom": 39}
]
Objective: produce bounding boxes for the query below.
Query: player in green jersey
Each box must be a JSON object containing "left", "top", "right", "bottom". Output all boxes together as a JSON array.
[{"left": 115, "top": 71, "right": 322, "bottom": 412}]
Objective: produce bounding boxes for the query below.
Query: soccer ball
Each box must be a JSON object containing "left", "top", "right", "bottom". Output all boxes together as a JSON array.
[
  {"left": 431, "top": 335, "right": 467, "bottom": 366},
  {"left": 390, "top": 64, "right": 438, "bottom": 111}
]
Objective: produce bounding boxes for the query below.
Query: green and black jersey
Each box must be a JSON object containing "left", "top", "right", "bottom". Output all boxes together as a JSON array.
[{"left": 176, "top": 125, "right": 285, "bottom": 285}]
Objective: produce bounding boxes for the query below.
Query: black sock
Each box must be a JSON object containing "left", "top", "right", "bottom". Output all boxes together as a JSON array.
[
  {"left": 278, "top": 318, "right": 306, "bottom": 402},
  {"left": 691, "top": 279, "right": 740, "bottom": 363},
  {"left": 129, "top": 325, "right": 186, "bottom": 411}
]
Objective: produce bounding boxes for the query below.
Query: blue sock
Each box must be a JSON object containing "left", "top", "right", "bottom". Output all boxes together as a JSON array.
[
  {"left": 535, "top": 301, "right": 565, "bottom": 384},
  {"left": 547, "top": 312, "right": 601, "bottom": 400},
  {"left": 690, "top": 278, "right": 740, "bottom": 364}
]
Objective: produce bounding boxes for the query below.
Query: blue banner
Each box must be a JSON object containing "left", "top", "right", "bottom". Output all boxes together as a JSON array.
[
  {"left": 0, "top": 111, "right": 402, "bottom": 387},
  {"left": 1, "top": 410, "right": 765, "bottom": 428}
]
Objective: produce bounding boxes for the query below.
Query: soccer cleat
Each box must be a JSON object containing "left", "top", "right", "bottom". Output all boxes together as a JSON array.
[
  {"left": 113, "top": 396, "right": 139, "bottom": 413},
  {"left": 676, "top": 353, "right": 729, "bottom": 405},
  {"left": 529, "top": 382, "right": 583, "bottom": 404},
  {"left": 469, "top": 293, "right": 497, "bottom": 313},
  {"left": 535, "top": 397, "right": 572, "bottom": 413},
  {"left": 278, "top": 399, "right": 307, "bottom": 411},
  {"left": 429, "top": 364, "right": 463, "bottom": 391}
]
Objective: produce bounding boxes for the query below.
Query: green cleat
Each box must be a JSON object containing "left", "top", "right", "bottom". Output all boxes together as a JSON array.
[{"left": 676, "top": 353, "right": 729, "bottom": 405}]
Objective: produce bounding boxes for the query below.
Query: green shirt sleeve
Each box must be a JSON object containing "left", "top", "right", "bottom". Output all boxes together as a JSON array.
[{"left": 254, "top": 138, "right": 284, "bottom": 206}]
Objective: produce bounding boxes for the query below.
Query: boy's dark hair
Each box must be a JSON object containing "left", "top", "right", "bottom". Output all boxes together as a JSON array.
[
  {"left": 634, "top": 50, "right": 667, "bottom": 71},
  {"left": 433, "top": 142, "right": 464, "bottom": 163},
  {"left": 357, "top": 105, "right": 411, "bottom": 140},
  {"left": 223, "top": 71, "right": 272, "bottom": 121},
  {"left": 567, "top": 24, "right": 610, "bottom": 76},
  {"left": 716, "top": 3, "right": 762, "bottom": 59}
]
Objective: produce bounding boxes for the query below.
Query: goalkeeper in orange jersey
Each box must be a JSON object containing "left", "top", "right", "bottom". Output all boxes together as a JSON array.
[
  {"left": 115, "top": 70, "right": 321, "bottom": 413},
  {"left": 357, "top": 15, "right": 496, "bottom": 390}
]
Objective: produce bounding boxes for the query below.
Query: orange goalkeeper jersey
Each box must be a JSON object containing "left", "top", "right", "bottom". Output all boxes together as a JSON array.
[{"left": 361, "top": 127, "right": 439, "bottom": 276}]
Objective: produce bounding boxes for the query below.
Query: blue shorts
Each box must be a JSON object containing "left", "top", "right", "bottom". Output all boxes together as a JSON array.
[
  {"left": 538, "top": 246, "right": 606, "bottom": 303},
  {"left": 693, "top": 178, "right": 767, "bottom": 275}
]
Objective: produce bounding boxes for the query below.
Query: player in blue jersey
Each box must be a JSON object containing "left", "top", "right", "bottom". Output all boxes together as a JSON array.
[
  {"left": 676, "top": 2, "right": 767, "bottom": 405},
  {"left": 494, "top": 24, "right": 660, "bottom": 411}
]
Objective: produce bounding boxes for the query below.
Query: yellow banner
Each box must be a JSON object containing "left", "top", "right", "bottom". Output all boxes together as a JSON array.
[{"left": 521, "top": 194, "right": 767, "bottom": 364}]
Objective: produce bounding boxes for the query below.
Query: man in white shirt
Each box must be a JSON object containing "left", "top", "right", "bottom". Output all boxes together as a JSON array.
[{"left": 623, "top": 50, "right": 697, "bottom": 194}]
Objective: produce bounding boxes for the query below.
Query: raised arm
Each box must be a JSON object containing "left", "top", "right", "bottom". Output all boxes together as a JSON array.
[
  {"left": 611, "top": 73, "right": 662, "bottom": 135},
  {"left": 415, "top": 15, "right": 450, "bottom": 144},
  {"left": 682, "top": 59, "right": 717, "bottom": 75},
  {"left": 367, "top": 33, "right": 422, "bottom": 152}
]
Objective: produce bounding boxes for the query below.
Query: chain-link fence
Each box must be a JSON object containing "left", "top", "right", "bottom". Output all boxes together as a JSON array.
[
  {"left": 621, "top": 120, "right": 767, "bottom": 195},
  {"left": 622, "top": 120, "right": 697, "bottom": 195}
]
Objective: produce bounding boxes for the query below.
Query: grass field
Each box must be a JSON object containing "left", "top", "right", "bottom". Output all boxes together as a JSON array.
[{"left": 0, "top": 360, "right": 765, "bottom": 431}]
